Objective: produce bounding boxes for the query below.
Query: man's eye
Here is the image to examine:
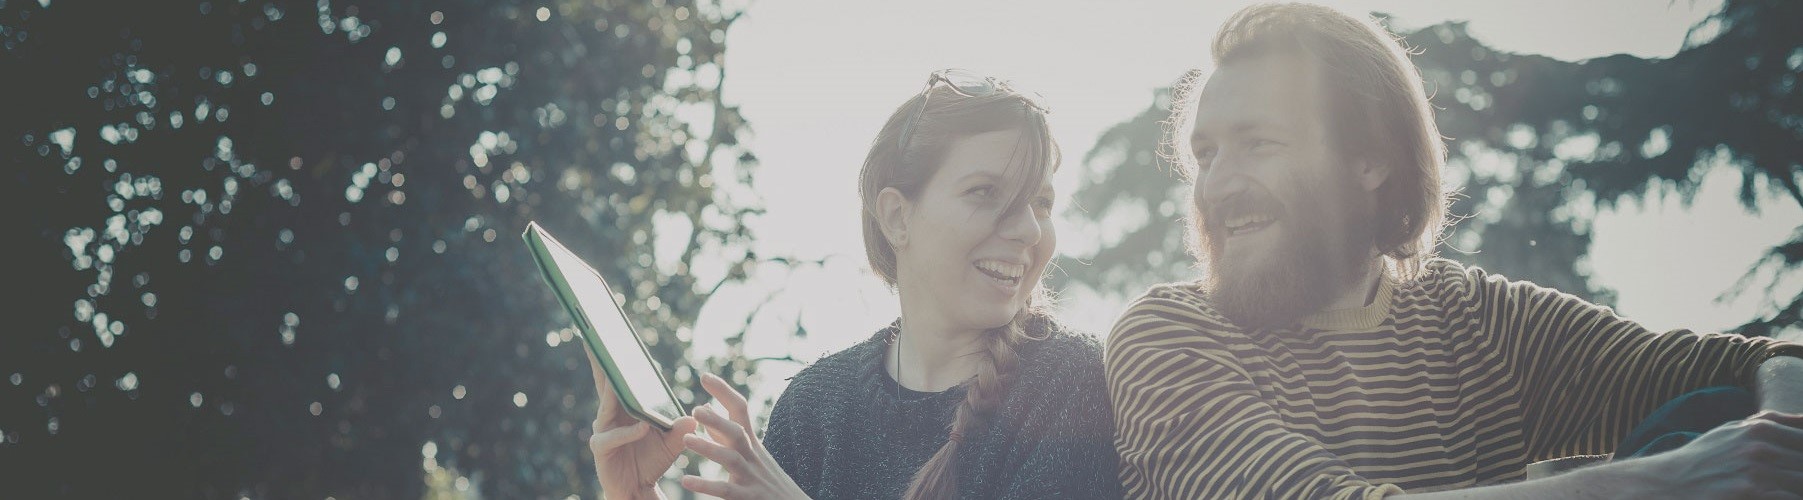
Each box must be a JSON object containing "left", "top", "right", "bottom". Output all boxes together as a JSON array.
[
  {"left": 1194, "top": 147, "right": 1218, "bottom": 171},
  {"left": 1249, "top": 138, "right": 1281, "bottom": 150}
]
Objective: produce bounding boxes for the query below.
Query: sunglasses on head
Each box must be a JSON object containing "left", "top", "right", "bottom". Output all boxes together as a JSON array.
[{"left": 895, "top": 69, "right": 1051, "bottom": 155}]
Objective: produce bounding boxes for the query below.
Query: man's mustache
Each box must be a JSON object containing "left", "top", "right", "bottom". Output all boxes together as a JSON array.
[{"left": 1202, "top": 193, "right": 1287, "bottom": 235}]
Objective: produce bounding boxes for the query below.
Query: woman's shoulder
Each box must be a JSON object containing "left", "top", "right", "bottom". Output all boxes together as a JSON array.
[
  {"left": 999, "top": 319, "right": 1117, "bottom": 437},
  {"left": 1019, "top": 321, "right": 1104, "bottom": 364},
  {"left": 1013, "top": 320, "right": 1108, "bottom": 387},
  {"left": 772, "top": 328, "right": 889, "bottom": 405}
]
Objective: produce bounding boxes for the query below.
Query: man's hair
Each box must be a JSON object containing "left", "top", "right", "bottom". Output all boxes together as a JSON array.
[{"left": 1171, "top": 2, "right": 1450, "bottom": 281}]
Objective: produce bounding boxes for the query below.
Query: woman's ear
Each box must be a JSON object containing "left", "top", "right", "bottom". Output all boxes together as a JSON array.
[
  {"left": 1357, "top": 160, "right": 1393, "bottom": 193},
  {"left": 875, "top": 187, "right": 913, "bottom": 249}
]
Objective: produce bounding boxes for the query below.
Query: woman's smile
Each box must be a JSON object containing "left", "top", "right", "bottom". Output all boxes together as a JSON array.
[{"left": 973, "top": 258, "right": 1027, "bottom": 295}]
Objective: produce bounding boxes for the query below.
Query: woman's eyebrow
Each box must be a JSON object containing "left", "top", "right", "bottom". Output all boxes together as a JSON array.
[{"left": 955, "top": 171, "right": 1001, "bottom": 184}]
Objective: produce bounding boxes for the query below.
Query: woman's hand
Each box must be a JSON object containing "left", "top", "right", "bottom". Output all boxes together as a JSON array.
[
  {"left": 585, "top": 348, "right": 699, "bottom": 500},
  {"left": 679, "top": 372, "right": 811, "bottom": 500}
]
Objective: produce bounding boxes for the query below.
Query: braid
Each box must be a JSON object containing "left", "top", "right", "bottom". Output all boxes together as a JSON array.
[{"left": 901, "top": 311, "right": 1046, "bottom": 500}]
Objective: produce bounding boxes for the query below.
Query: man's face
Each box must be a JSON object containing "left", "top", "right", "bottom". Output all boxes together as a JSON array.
[{"left": 1187, "top": 53, "right": 1378, "bottom": 329}]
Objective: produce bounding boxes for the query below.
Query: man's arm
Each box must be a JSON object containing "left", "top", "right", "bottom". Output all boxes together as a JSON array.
[
  {"left": 1398, "top": 351, "right": 1803, "bottom": 500},
  {"left": 1393, "top": 410, "right": 1803, "bottom": 500},
  {"left": 1464, "top": 266, "right": 1784, "bottom": 459},
  {"left": 1408, "top": 266, "right": 1803, "bottom": 499}
]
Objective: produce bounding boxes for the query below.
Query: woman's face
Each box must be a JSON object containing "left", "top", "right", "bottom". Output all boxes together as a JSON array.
[{"left": 894, "top": 128, "right": 1057, "bottom": 331}]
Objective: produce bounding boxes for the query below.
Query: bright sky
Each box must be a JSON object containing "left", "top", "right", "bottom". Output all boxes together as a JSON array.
[{"left": 691, "top": 0, "right": 1803, "bottom": 370}]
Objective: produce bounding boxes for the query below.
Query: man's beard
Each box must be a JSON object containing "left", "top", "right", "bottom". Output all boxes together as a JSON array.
[{"left": 1193, "top": 170, "right": 1374, "bottom": 330}]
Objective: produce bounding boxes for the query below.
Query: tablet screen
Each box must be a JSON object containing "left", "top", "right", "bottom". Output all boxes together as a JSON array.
[{"left": 530, "top": 224, "right": 682, "bottom": 424}]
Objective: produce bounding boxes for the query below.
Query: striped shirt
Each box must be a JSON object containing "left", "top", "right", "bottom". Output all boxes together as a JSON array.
[{"left": 1105, "top": 259, "right": 1789, "bottom": 499}]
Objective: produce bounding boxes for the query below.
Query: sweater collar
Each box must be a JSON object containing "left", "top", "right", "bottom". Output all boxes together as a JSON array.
[{"left": 1296, "top": 276, "right": 1394, "bottom": 331}]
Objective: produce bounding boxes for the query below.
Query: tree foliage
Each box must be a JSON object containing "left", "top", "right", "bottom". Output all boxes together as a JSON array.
[{"left": 2, "top": 0, "right": 759, "bottom": 497}]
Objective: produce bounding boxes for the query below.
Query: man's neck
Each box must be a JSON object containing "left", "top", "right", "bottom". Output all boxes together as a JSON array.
[{"left": 1318, "top": 257, "right": 1384, "bottom": 312}]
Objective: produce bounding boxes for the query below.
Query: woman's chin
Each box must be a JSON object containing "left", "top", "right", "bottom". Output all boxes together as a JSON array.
[{"left": 961, "top": 305, "right": 1023, "bottom": 331}]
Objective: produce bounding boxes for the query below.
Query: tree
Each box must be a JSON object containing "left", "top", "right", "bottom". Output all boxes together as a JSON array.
[
  {"left": 1048, "top": 89, "right": 1196, "bottom": 298},
  {"left": 1, "top": 0, "right": 760, "bottom": 498},
  {"left": 1407, "top": 0, "right": 1803, "bottom": 336}
]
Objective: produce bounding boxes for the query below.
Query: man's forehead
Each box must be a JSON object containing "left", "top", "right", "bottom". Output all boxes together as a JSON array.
[{"left": 1190, "top": 56, "right": 1317, "bottom": 135}]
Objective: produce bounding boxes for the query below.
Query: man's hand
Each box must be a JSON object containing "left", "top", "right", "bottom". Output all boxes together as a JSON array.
[
  {"left": 1612, "top": 411, "right": 1803, "bottom": 498},
  {"left": 1757, "top": 355, "right": 1803, "bottom": 415},
  {"left": 1397, "top": 411, "right": 1803, "bottom": 500}
]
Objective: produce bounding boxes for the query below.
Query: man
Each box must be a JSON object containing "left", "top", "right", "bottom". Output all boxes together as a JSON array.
[{"left": 1105, "top": 3, "right": 1803, "bottom": 499}]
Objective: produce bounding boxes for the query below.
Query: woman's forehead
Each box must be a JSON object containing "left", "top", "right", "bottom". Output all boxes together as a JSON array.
[
  {"left": 940, "top": 129, "right": 1027, "bottom": 165},
  {"left": 934, "top": 129, "right": 1053, "bottom": 183}
]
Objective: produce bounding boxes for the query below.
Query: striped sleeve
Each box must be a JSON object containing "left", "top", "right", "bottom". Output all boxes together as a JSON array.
[
  {"left": 1105, "top": 288, "right": 1403, "bottom": 500},
  {"left": 1464, "top": 266, "right": 1784, "bottom": 460}
]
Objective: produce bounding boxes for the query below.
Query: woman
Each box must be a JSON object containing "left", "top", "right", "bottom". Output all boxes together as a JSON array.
[{"left": 584, "top": 69, "right": 1121, "bottom": 499}]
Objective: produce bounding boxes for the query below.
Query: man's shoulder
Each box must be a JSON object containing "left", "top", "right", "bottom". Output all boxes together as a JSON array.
[
  {"left": 1135, "top": 280, "right": 1210, "bottom": 306},
  {"left": 1408, "top": 257, "right": 1479, "bottom": 289},
  {"left": 1412, "top": 257, "right": 1571, "bottom": 304},
  {"left": 1125, "top": 281, "right": 1214, "bottom": 316},
  {"left": 1394, "top": 257, "right": 1490, "bottom": 306},
  {"left": 1108, "top": 282, "right": 1240, "bottom": 350}
]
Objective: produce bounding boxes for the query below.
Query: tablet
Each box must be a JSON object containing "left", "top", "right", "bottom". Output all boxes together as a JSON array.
[{"left": 523, "top": 221, "right": 684, "bottom": 429}]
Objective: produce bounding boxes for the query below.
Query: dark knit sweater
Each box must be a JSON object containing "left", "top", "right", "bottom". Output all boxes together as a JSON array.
[{"left": 762, "top": 319, "right": 1123, "bottom": 499}]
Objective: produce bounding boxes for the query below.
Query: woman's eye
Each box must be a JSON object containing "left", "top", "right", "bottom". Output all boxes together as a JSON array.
[
  {"left": 1033, "top": 197, "right": 1055, "bottom": 217},
  {"left": 968, "top": 185, "right": 995, "bottom": 199},
  {"left": 1248, "top": 138, "right": 1280, "bottom": 150}
]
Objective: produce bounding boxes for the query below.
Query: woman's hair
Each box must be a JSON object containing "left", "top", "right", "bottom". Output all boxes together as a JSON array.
[
  {"left": 1167, "top": 3, "right": 1450, "bottom": 281},
  {"left": 856, "top": 78, "right": 1058, "bottom": 499}
]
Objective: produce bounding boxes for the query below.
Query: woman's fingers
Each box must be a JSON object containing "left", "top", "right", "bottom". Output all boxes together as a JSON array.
[
  {"left": 694, "top": 405, "right": 753, "bottom": 453},
  {"left": 701, "top": 373, "right": 753, "bottom": 429},
  {"left": 590, "top": 421, "right": 651, "bottom": 454},
  {"left": 680, "top": 474, "right": 741, "bottom": 499},
  {"left": 660, "top": 416, "right": 699, "bottom": 455},
  {"left": 683, "top": 434, "right": 748, "bottom": 476},
  {"left": 692, "top": 406, "right": 730, "bottom": 445}
]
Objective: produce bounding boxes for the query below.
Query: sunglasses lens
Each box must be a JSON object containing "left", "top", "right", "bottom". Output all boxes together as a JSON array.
[
  {"left": 928, "top": 69, "right": 1049, "bottom": 114},
  {"left": 1021, "top": 90, "right": 1051, "bottom": 114},
  {"left": 938, "top": 69, "right": 996, "bottom": 96}
]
